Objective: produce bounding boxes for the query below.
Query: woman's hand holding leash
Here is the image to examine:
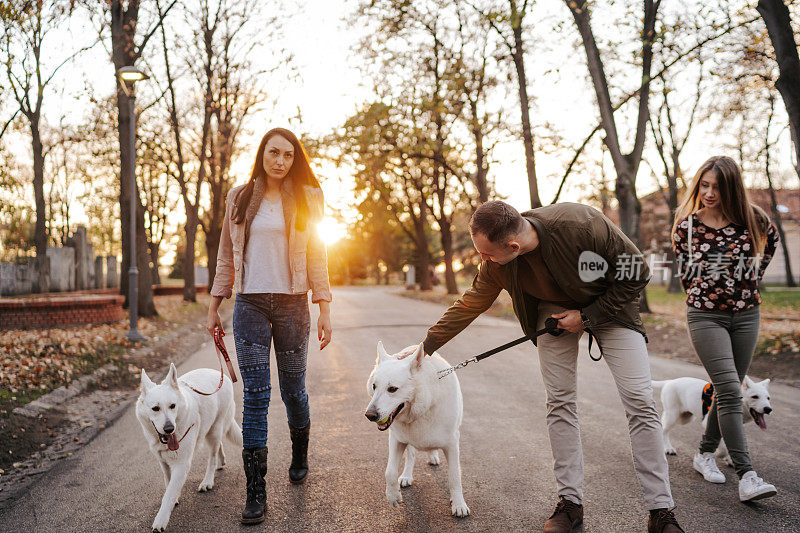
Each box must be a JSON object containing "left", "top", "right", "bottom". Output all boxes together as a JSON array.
[{"left": 206, "top": 295, "right": 225, "bottom": 337}]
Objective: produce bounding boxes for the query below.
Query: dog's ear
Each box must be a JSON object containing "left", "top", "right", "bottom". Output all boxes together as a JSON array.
[
  {"left": 376, "top": 341, "right": 391, "bottom": 365},
  {"left": 743, "top": 375, "right": 753, "bottom": 389},
  {"left": 760, "top": 378, "right": 770, "bottom": 388},
  {"left": 162, "top": 363, "right": 180, "bottom": 389},
  {"left": 409, "top": 343, "right": 425, "bottom": 371},
  {"left": 140, "top": 369, "right": 155, "bottom": 392}
]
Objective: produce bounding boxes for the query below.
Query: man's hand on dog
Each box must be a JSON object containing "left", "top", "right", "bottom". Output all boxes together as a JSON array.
[{"left": 551, "top": 310, "right": 583, "bottom": 333}]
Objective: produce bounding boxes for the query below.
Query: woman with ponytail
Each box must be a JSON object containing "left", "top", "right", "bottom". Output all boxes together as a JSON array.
[
  {"left": 207, "top": 128, "right": 332, "bottom": 524},
  {"left": 671, "top": 156, "right": 778, "bottom": 502}
]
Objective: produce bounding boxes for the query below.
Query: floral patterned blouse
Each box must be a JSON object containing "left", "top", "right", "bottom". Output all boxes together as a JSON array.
[{"left": 672, "top": 213, "right": 778, "bottom": 312}]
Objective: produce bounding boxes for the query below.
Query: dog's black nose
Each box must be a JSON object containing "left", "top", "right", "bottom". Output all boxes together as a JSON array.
[
  {"left": 365, "top": 409, "right": 379, "bottom": 422},
  {"left": 763, "top": 407, "right": 772, "bottom": 414},
  {"left": 163, "top": 421, "right": 175, "bottom": 434}
]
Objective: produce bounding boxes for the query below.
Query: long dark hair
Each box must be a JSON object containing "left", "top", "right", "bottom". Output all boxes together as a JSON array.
[
  {"left": 232, "top": 128, "right": 321, "bottom": 230},
  {"left": 671, "top": 155, "right": 768, "bottom": 256}
]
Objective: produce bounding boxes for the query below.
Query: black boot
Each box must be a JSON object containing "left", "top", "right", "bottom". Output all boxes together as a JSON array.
[
  {"left": 241, "top": 447, "right": 268, "bottom": 524},
  {"left": 289, "top": 424, "right": 309, "bottom": 484}
]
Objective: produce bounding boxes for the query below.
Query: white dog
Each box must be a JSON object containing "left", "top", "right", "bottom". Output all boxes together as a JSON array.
[
  {"left": 364, "top": 342, "right": 470, "bottom": 517},
  {"left": 653, "top": 375, "right": 772, "bottom": 464},
  {"left": 137, "top": 363, "right": 242, "bottom": 532}
]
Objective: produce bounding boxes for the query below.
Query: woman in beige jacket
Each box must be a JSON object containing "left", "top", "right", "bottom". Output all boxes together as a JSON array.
[{"left": 206, "top": 127, "right": 332, "bottom": 524}]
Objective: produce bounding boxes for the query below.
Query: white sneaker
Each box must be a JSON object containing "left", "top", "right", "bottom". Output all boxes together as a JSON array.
[
  {"left": 693, "top": 452, "right": 726, "bottom": 483},
  {"left": 739, "top": 471, "right": 777, "bottom": 502}
]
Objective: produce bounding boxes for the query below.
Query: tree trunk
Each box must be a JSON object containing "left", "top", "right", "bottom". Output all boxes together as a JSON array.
[
  {"left": 510, "top": 10, "right": 540, "bottom": 208},
  {"left": 205, "top": 176, "right": 226, "bottom": 291},
  {"left": 616, "top": 167, "right": 641, "bottom": 246},
  {"left": 184, "top": 208, "right": 199, "bottom": 301},
  {"left": 768, "top": 202, "right": 795, "bottom": 287},
  {"left": 149, "top": 241, "right": 161, "bottom": 285},
  {"left": 757, "top": 0, "right": 800, "bottom": 182},
  {"left": 439, "top": 218, "right": 458, "bottom": 295},
  {"left": 206, "top": 224, "right": 222, "bottom": 293},
  {"left": 31, "top": 115, "right": 47, "bottom": 258},
  {"left": 764, "top": 117, "right": 796, "bottom": 287},
  {"left": 470, "top": 99, "right": 489, "bottom": 203},
  {"left": 666, "top": 164, "right": 683, "bottom": 293},
  {"left": 414, "top": 200, "right": 432, "bottom": 291}
]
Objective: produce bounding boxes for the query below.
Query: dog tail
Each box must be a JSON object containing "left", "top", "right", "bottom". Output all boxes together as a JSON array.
[
  {"left": 227, "top": 418, "right": 243, "bottom": 447},
  {"left": 651, "top": 380, "right": 667, "bottom": 391}
]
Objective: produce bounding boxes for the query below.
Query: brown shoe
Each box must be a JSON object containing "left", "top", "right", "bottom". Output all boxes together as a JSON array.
[
  {"left": 647, "top": 508, "right": 685, "bottom": 533},
  {"left": 543, "top": 497, "right": 583, "bottom": 533}
]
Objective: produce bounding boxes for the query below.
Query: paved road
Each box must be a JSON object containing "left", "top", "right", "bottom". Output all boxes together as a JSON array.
[{"left": 1, "top": 286, "right": 798, "bottom": 532}]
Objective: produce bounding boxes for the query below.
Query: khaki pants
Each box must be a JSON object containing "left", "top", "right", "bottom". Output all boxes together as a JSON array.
[{"left": 536, "top": 301, "right": 674, "bottom": 510}]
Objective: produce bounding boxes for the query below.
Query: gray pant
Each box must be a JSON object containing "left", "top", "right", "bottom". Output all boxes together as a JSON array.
[
  {"left": 686, "top": 305, "right": 760, "bottom": 478},
  {"left": 536, "top": 302, "right": 674, "bottom": 510}
]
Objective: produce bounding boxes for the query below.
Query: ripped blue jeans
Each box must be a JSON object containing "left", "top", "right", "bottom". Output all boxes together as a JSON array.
[{"left": 233, "top": 292, "right": 310, "bottom": 448}]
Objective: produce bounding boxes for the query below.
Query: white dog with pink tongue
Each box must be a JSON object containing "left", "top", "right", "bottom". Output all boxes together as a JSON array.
[
  {"left": 136, "top": 363, "right": 241, "bottom": 532},
  {"left": 365, "top": 342, "right": 470, "bottom": 517}
]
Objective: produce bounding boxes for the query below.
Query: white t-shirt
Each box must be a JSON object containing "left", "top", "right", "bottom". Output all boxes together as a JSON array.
[{"left": 241, "top": 196, "right": 292, "bottom": 294}]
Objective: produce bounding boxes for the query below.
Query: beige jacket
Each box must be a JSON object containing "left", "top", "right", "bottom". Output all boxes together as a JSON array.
[{"left": 210, "top": 176, "right": 332, "bottom": 303}]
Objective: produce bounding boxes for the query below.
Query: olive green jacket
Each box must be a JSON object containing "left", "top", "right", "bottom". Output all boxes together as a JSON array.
[{"left": 422, "top": 202, "right": 650, "bottom": 355}]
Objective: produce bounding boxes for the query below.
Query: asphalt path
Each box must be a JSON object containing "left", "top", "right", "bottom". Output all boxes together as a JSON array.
[{"left": 1, "top": 286, "right": 798, "bottom": 532}]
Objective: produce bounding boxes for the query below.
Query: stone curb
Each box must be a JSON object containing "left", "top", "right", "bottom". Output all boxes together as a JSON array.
[{"left": 12, "top": 363, "right": 118, "bottom": 418}]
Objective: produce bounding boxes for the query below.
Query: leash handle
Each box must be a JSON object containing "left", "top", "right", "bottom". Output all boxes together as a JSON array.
[
  {"left": 188, "top": 328, "right": 238, "bottom": 396},
  {"left": 214, "top": 328, "right": 238, "bottom": 383}
]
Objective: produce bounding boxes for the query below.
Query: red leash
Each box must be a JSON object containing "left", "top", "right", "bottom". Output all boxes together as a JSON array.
[{"left": 187, "top": 328, "right": 238, "bottom": 396}]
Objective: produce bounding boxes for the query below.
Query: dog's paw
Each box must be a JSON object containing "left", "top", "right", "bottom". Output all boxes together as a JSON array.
[
  {"left": 399, "top": 475, "right": 413, "bottom": 487},
  {"left": 386, "top": 487, "right": 403, "bottom": 507},
  {"left": 451, "top": 498, "right": 470, "bottom": 517},
  {"left": 665, "top": 446, "right": 677, "bottom": 456},
  {"left": 151, "top": 514, "right": 169, "bottom": 532},
  {"left": 427, "top": 450, "right": 441, "bottom": 466},
  {"left": 198, "top": 481, "right": 214, "bottom": 492},
  {"left": 722, "top": 455, "right": 734, "bottom": 467}
]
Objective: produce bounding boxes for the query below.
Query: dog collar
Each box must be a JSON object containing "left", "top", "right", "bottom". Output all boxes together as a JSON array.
[{"left": 151, "top": 421, "right": 195, "bottom": 451}]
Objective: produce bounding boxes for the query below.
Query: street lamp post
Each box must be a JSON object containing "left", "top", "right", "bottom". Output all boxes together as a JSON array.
[{"left": 117, "top": 66, "right": 149, "bottom": 342}]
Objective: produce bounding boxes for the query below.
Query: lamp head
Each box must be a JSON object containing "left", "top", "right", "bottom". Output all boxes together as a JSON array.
[{"left": 117, "top": 66, "right": 149, "bottom": 96}]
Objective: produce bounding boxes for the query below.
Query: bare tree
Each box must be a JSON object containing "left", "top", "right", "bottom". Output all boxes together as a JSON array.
[
  {"left": 649, "top": 55, "right": 705, "bottom": 292},
  {"left": 192, "top": 0, "right": 265, "bottom": 290},
  {"left": 156, "top": 0, "right": 203, "bottom": 301},
  {"left": 2, "top": 1, "right": 91, "bottom": 291},
  {"left": 137, "top": 122, "right": 174, "bottom": 286},
  {"left": 763, "top": 93, "right": 796, "bottom": 286},
  {"left": 470, "top": 0, "right": 541, "bottom": 208},
  {"left": 564, "top": 0, "right": 661, "bottom": 247},
  {"left": 105, "top": 0, "right": 176, "bottom": 315},
  {"left": 757, "top": 0, "right": 800, "bottom": 181}
]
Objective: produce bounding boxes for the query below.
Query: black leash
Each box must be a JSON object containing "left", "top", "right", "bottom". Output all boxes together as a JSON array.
[
  {"left": 437, "top": 317, "right": 565, "bottom": 379},
  {"left": 586, "top": 328, "right": 603, "bottom": 362}
]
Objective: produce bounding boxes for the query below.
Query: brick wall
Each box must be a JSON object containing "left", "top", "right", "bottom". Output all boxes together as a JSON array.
[
  {"left": 153, "top": 285, "right": 208, "bottom": 296},
  {"left": 0, "top": 295, "right": 125, "bottom": 330}
]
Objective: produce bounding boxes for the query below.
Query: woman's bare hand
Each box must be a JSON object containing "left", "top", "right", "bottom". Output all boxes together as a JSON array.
[{"left": 317, "top": 312, "right": 332, "bottom": 350}]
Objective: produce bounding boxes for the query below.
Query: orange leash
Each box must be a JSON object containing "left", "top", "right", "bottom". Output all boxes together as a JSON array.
[{"left": 188, "top": 328, "right": 238, "bottom": 396}]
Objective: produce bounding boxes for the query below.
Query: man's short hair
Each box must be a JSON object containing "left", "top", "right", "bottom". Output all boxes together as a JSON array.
[{"left": 469, "top": 201, "right": 525, "bottom": 244}]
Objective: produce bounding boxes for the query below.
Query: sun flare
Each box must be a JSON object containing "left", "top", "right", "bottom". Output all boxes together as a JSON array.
[{"left": 316, "top": 217, "right": 346, "bottom": 246}]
